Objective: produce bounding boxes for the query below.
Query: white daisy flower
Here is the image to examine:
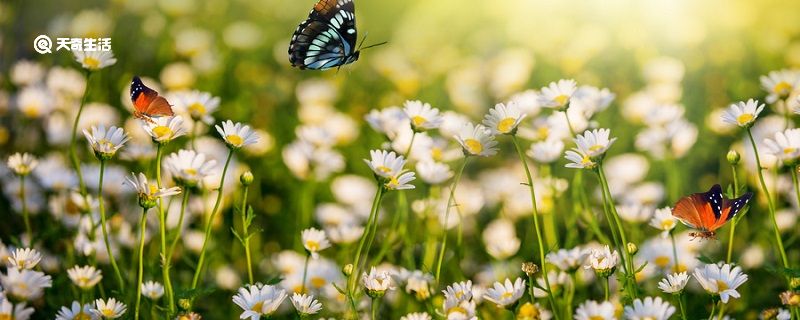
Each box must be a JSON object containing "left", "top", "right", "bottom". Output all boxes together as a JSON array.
[
  {"left": 573, "top": 128, "right": 617, "bottom": 158},
  {"left": 401, "top": 312, "right": 433, "bottom": 320},
  {"left": 443, "top": 296, "right": 478, "bottom": 319},
  {"left": 649, "top": 207, "right": 677, "bottom": 237},
  {"left": 416, "top": 161, "right": 453, "bottom": 185},
  {"left": 528, "top": 139, "right": 564, "bottom": 164},
  {"left": 177, "top": 90, "right": 220, "bottom": 124},
  {"left": 571, "top": 85, "right": 615, "bottom": 117},
  {"left": 142, "top": 115, "right": 188, "bottom": 143},
  {"left": 721, "top": 99, "right": 765, "bottom": 128},
  {"left": 516, "top": 302, "right": 553, "bottom": 320},
  {"left": 56, "top": 301, "right": 98, "bottom": 320},
  {"left": 585, "top": 245, "right": 620, "bottom": 276},
  {"left": 232, "top": 283, "right": 287, "bottom": 319},
  {"left": 0, "top": 267, "right": 52, "bottom": 301},
  {"left": 215, "top": 120, "right": 259, "bottom": 149},
  {"left": 564, "top": 149, "right": 596, "bottom": 170},
  {"left": 546, "top": 247, "right": 589, "bottom": 272},
  {"left": 482, "top": 101, "right": 526, "bottom": 135},
  {"left": 362, "top": 267, "right": 395, "bottom": 298},
  {"left": 574, "top": 300, "right": 615, "bottom": 320},
  {"left": 67, "top": 265, "right": 103, "bottom": 289},
  {"left": 74, "top": 50, "right": 117, "bottom": 70},
  {"left": 16, "top": 86, "right": 54, "bottom": 119},
  {"left": 0, "top": 298, "right": 34, "bottom": 320},
  {"left": 454, "top": 122, "right": 498, "bottom": 157},
  {"left": 624, "top": 296, "right": 675, "bottom": 320},
  {"left": 365, "top": 106, "right": 408, "bottom": 139},
  {"left": 142, "top": 281, "right": 165, "bottom": 300},
  {"left": 617, "top": 203, "right": 655, "bottom": 223},
  {"left": 395, "top": 269, "right": 434, "bottom": 301},
  {"left": 658, "top": 272, "right": 690, "bottom": 294},
  {"left": 538, "top": 79, "right": 577, "bottom": 110},
  {"left": 693, "top": 262, "right": 748, "bottom": 303},
  {"left": 301, "top": 228, "right": 331, "bottom": 259},
  {"left": 163, "top": 149, "right": 218, "bottom": 187},
  {"left": 93, "top": 298, "right": 126, "bottom": 319},
  {"left": 442, "top": 280, "right": 473, "bottom": 302},
  {"left": 532, "top": 270, "right": 571, "bottom": 298},
  {"left": 760, "top": 69, "right": 800, "bottom": 103},
  {"left": 124, "top": 172, "right": 182, "bottom": 209},
  {"left": 10, "top": 60, "right": 44, "bottom": 86},
  {"left": 290, "top": 293, "right": 322, "bottom": 316},
  {"left": 324, "top": 223, "right": 364, "bottom": 244},
  {"left": 6, "top": 153, "right": 38, "bottom": 176},
  {"left": 364, "top": 149, "right": 407, "bottom": 179},
  {"left": 763, "top": 128, "right": 800, "bottom": 165},
  {"left": 403, "top": 100, "right": 443, "bottom": 131},
  {"left": 83, "top": 125, "right": 130, "bottom": 159},
  {"left": 7, "top": 248, "right": 41, "bottom": 270},
  {"left": 385, "top": 171, "right": 416, "bottom": 191},
  {"left": 483, "top": 277, "right": 525, "bottom": 308}
]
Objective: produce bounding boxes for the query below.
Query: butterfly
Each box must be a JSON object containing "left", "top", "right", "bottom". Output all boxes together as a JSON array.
[
  {"left": 288, "top": 0, "right": 384, "bottom": 70},
  {"left": 671, "top": 184, "right": 752, "bottom": 240},
  {"left": 129, "top": 76, "right": 174, "bottom": 123}
]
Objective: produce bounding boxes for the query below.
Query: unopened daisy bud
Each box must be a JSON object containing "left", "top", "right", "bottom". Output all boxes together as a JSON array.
[
  {"left": 791, "top": 278, "right": 800, "bottom": 290},
  {"left": 727, "top": 150, "right": 740, "bottom": 165},
  {"left": 343, "top": 263, "right": 354, "bottom": 277},
  {"left": 179, "top": 299, "right": 191, "bottom": 311},
  {"left": 240, "top": 171, "right": 254, "bottom": 186},
  {"left": 627, "top": 242, "right": 638, "bottom": 255},
  {"left": 521, "top": 262, "right": 539, "bottom": 276},
  {"left": 760, "top": 308, "right": 780, "bottom": 320},
  {"left": 780, "top": 291, "right": 800, "bottom": 306}
]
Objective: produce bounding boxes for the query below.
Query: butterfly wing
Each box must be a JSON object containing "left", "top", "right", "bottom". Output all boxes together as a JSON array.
[
  {"left": 672, "top": 184, "right": 724, "bottom": 231},
  {"left": 710, "top": 192, "right": 753, "bottom": 230},
  {"left": 289, "top": 0, "right": 358, "bottom": 70},
  {"left": 130, "top": 76, "right": 174, "bottom": 118}
]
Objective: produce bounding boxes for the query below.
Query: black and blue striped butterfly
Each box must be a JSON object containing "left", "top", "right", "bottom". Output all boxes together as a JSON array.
[{"left": 289, "top": 0, "right": 383, "bottom": 70}]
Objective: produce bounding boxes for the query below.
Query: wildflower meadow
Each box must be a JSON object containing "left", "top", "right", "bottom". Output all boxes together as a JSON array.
[{"left": 1, "top": 0, "right": 800, "bottom": 319}]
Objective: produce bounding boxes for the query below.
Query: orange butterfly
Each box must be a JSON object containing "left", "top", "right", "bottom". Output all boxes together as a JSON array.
[
  {"left": 129, "top": 76, "right": 174, "bottom": 123},
  {"left": 671, "top": 184, "right": 752, "bottom": 240}
]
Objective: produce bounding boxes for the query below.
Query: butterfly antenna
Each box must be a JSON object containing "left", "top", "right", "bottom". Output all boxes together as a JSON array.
[
  {"left": 357, "top": 32, "right": 369, "bottom": 51},
  {"left": 360, "top": 41, "right": 388, "bottom": 51},
  {"left": 356, "top": 32, "right": 388, "bottom": 51}
]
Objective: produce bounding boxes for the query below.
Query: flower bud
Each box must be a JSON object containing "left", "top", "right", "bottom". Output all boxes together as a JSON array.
[
  {"left": 727, "top": 150, "right": 740, "bottom": 165},
  {"left": 521, "top": 262, "right": 539, "bottom": 276},
  {"left": 240, "top": 171, "right": 254, "bottom": 186},
  {"left": 627, "top": 242, "right": 638, "bottom": 255},
  {"left": 791, "top": 278, "right": 800, "bottom": 290},
  {"left": 343, "top": 264, "right": 354, "bottom": 277},
  {"left": 179, "top": 298, "right": 191, "bottom": 311}
]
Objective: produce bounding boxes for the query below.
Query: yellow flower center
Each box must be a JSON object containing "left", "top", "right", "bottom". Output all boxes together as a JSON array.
[
  {"left": 497, "top": 117, "right": 517, "bottom": 133},
  {"left": 386, "top": 176, "right": 400, "bottom": 189},
  {"left": 431, "top": 147, "right": 443, "bottom": 161},
  {"left": 501, "top": 291, "right": 514, "bottom": 300},
  {"left": 152, "top": 125, "right": 173, "bottom": 139},
  {"left": 716, "top": 280, "right": 729, "bottom": 292},
  {"left": 226, "top": 134, "right": 244, "bottom": 146},
  {"left": 102, "top": 308, "right": 115, "bottom": 317},
  {"left": 672, "top": 264, "right": 687, "bottom": 273},
  {"left": 251, "top": 301, "right": 264, "bottom": 312},
  {"left": 22, "top": 105, "right": 40, "bottom": 118},
  {"left": 581, "top": 156, "right": 593, "bottom": 165},
  {"left": 311, "top": 276, "right": 326, "bottom": 288},
  {"left": 464, "top": 138, "right": 483, "bottom": 155},
  {"left": 78, "top": 276, "right": 90, "bottom": 286},
  {"left": 411, "top": 116, "right": 427, "bottom": 127},
  {"left": 642, "top": 317, "right": 657, "bottom": 320},
  {"left": 447, "top": 306, "right": 467, "bottom": 316},
  {"left": 149, "top": 184, "right": 159, "bottom": 195},
  {"left": 589, "top": 316, "right": 605, "bottom": 320},
  {"left": 0, "top": 314, "right": 11, "bottom": 320},
  {"left": 736, "top": 113, "right": 754, "bottom": 125},
  {"left": 774, "top": 81, "right": 792, "bottom": 96},
  {"left": 305, "top": 240, "right": 320, "bottom": 251},
  {"left": 661, "top": 220, "right": 675, "bottom": 229},
  {"left": 554, "top": 95, "right": 569, "bottom": 106},
  {"left": 518, "top": 302, "right": 541, "bottom": 318},
  {"left": 188, "top": 102, "right": 206, "bottom": 115},
  {"left": 537, "top": 127, "right": 550, "bottom": 140},
  {"left": 589, "top": 144, "right": 605, "bottom": 153},
  {"left": 784, "top": 147, "right": 797, "bottom": 155},
  {"left": 97, "top": 139, "right": 115, "bottom": 151},
  {"left": 183, "top": 168, "right": 198, "bottom": 176},
  {"left": 83, "top": 57, "right": 100, "bottom": 69},
  {"left": 376, "top": 166, "right": 392, "bottom": 174},
  {"left": 655, "top": 256, "right": 671, "bottom": 268},
  {"left": 74, "top": 312, "right": 92, "bottom": 320}
]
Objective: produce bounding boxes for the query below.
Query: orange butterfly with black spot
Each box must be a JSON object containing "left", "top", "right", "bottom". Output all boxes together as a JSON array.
[
  {"left": 671, "top": 184, "right": 752, "bottom": 240},
  {"left": 129, "top": 76, "right": 174, "bottom": 123}
]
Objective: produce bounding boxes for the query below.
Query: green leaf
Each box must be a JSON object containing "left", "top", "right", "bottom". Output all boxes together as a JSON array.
[{"left": 231, "top": 227, "right": 244, "bottom": 244}]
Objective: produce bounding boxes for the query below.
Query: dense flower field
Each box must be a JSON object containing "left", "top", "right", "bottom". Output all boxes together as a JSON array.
[{"left": 1, "top": 0, "right": 800, "bottom": 319}]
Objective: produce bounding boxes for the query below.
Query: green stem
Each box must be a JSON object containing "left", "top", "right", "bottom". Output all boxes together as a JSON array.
[
  {"left": 347, "top": 182, "right": 385, "bottom": 314},
  {"left": 301, "top": 254, "right": 310, "bottom": 294},
  {"left": 20, "top": 175, "right": 31, "bottom": 240},
  {"left": 371, "top": 298, "right": 379, "bottom": 320},
  {"left": 69, "top": 71, "right": 92, "bottom": 197},
  {"left": 98, "top": 160, "right": 125, "bottom": 291},
  {"left": 192, "top": 149, "right": 234, "bottom": 289},
  {"left": 670, "top": 232, "right": 680, "bottom": 272},
  {"left": 241, "top": 184, "right": 254, "bottom": 284},
  {"left": 746, "top": 129, "right": 789, "bottom": 269},
  {"left": 677, "top": 294, "right": 687, "bottom": 320},
  {"left": 135, "top": 208, "right": 148, "bottom": 320},
  {"left": 603, "top": 276, "right": 610, "bottom": 301},
  {"left": 435, "top": 157, "right": 468, "bottom": 283},
  {"left": 511, "top": 135, "right": 559, "bottom": 319},
  {"left": 155, "top": 144, "right": 174, "bottom": 315},
  {"left": 165, "top": 191, "right": 189, "bottom": 313},
  {"left": 597, "top": 164, "right": 638, "bottom": 298},
  {"left": 726, "top": 163, "right": 740, "bottom": 263},
  {"left": 707, "top": 301, "right": 716, "bottom": 320}
]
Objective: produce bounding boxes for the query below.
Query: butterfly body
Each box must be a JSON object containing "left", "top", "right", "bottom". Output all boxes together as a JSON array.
[
  {"left": 671, "top": 184, "right": 752, "bottom": 240},
  {"left": 130, "top": 76, "right": 174, "bottom": 123},
  {"left": 289, "top": 0, "right": 360, "bottom": 70}
]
